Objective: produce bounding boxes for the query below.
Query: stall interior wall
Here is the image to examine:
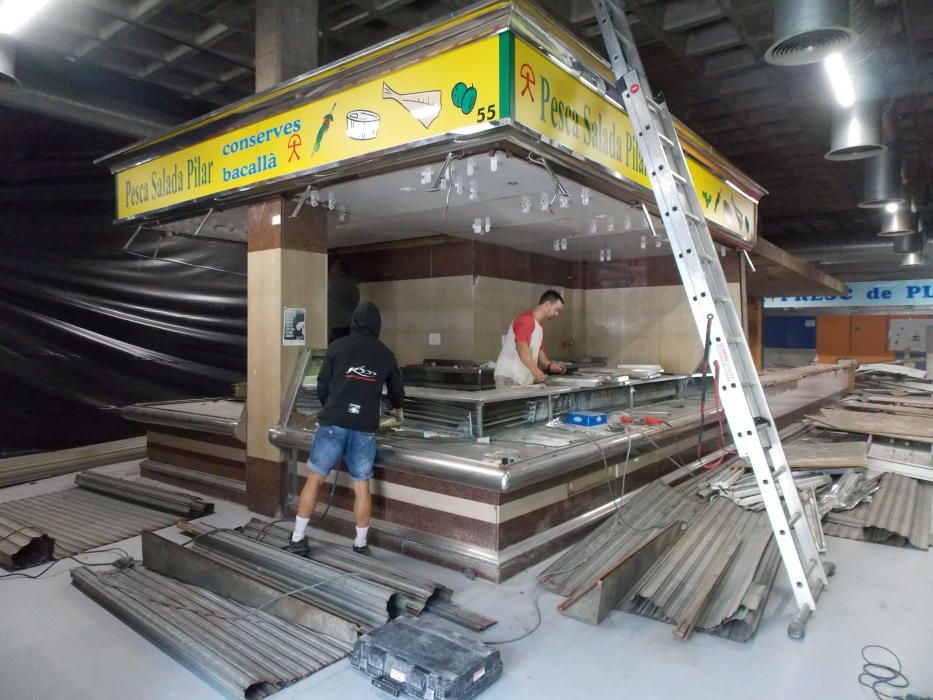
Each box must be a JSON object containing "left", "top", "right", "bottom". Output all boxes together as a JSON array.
[{"left": 335, "top": 237, "right": 743, "bottom": 374}]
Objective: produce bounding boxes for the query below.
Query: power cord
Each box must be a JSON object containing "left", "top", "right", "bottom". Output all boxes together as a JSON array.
[
  {"left": 481, "top": 583, "right": 544, "bottom": 645},
  {"left": 858, "top": 645, "right": 912, "bottom": 700},
  {"left": 0, "top": 546, "right": 133, "bottom": 581}
]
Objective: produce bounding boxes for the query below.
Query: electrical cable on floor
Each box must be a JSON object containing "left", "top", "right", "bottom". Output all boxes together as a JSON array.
[
  {"left": 481, "top": 582, "right": 544, "bottom": 645},
  {"left": 858, "top": 645, "right": 911, "bottom": 700},
  {"left": 0, "top": 546, "right": 133, "bottom": 581}
]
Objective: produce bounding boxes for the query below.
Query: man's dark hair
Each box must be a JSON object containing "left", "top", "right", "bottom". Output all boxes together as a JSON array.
[{"left": 539, "top": 290, "right": 565, "bottom": 305}]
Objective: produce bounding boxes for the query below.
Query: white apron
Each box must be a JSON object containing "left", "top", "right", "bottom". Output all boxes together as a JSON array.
[{"left": 494, "top": 314, "right": 543, "bottom": 386}]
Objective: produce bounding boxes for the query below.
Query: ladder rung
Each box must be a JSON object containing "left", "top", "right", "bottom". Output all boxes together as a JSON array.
[
  {"left": 658, "top": 132, "right": 676, "bottom": 148},
  {"left": 685, "top": 211, "right": 703, "bottom": 224},
  {"left": 670, "top": 171, "right": 688, "bottom": 186},
  {"left": 788, "top": 512, "right": 802, "bottom": 528},
  {"left": 773, "top": 466, "right": 788, "bottom": 479}
]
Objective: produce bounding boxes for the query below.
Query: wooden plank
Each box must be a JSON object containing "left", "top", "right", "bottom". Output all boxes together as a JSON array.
[
  {"left": 735, "top": 441, "right": 867, "bottom": 470},
  {"left": 806, "top": 408, "right": 933, "bottom": 443},
  {"left": 841, "top": 400, "right": 933, "bottom": 418}
]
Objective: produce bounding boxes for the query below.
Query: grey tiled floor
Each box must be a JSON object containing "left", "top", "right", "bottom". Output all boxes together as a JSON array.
[{"left": 1, "top": 461, "right": 931, "bottom": 700}]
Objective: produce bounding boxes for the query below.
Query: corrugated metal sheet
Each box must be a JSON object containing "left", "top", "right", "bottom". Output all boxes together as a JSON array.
[
  {"left": 75, "top": 472, "right": 213, "bottom": 518},
  {"left": 623, "top": 497, "right": 779, "bottom": 642},
  {"left": 0, "top": 513, "right": 53, "bottom": 570},
  {"left": 239, "top": 518, "right": 496, "bottom": 631},
  {"left": 72, "top": 564, "right": 351, "bottom": 700},
  {"left": 0, "top": 487, "right": 179, "bottom": 558},
  {"left": 0, "top": 437, "right": 147, "bottom": 488},
  {"left": 181, "top": 522, "right": 399, "bottom": 633},
  {"left": 824, "top": 473, "right": 932, "bottom": 549},
  {"left": 540, "top": 481, "right": 703, "bottom": 598}
]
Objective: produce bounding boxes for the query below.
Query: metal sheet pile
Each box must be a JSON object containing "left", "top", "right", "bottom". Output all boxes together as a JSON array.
[
  {"left": 540, "top": 476, "right": 782, "bottom": 642},
  {"left": 177, "top": 522, "right": 400, "bottom": 638},
  {"left": 71, "top": 563, "right": 351, "bottom": 700},
  {"left": 0, "top": 437, "right": 147, "bottom": 488},
  {"left": 0, "top": 513, "right": 52, "bottom": 570},
  {"left": 238, "top": 518, "right": 496, "bottom": 631},
  {"left": 0, "top": 473, "right": 214, "bottom": 564},
  {"left": 823, "top": 472, "right": 932, "bottom": 549}
]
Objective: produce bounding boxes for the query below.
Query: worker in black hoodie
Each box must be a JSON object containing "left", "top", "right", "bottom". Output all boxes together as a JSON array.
[{"left": 291, "top": 302, "right": 404, "bottom": 554}]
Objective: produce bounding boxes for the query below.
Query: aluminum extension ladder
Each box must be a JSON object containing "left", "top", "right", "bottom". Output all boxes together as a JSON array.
[{"left": 590, "top": 0, "right": 833, "bottom": 639}]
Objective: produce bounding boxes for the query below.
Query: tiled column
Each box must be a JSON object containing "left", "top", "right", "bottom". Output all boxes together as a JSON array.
[
  {"left": 245, "top": 1, "right": 323, "bottom": 514},
  {"left": 246, "top": 199, "right": 327, "bottom": 514}
]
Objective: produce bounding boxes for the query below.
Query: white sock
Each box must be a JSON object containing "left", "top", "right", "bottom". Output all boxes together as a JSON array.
[
  {"left": 354, "top": 526, "right": 369, "bottom": 548},
  {"left": 292, "top": 516, "right": 310, "bottom": 542}
]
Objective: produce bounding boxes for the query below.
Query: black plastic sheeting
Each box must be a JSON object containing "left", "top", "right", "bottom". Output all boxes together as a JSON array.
[{"left": 0, "top": 221, "right": 247, "bottom": 456}]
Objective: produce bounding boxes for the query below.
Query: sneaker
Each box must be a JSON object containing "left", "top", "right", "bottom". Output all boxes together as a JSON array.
[
  {"left": 285, "top": 538, "right": 309, "bottom": 556},
  {"left": 352, "top": 544, "right": 372, "bottom": 556}
]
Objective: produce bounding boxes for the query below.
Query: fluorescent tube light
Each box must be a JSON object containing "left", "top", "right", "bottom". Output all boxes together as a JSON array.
[
  {"left": 0, "top": 0, "right": 52, "bottom": 35},
  {"left": 823, "top": 53, "right": 855, "bottom": 108}
]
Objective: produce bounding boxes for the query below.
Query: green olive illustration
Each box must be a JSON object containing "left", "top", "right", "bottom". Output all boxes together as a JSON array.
[
  {"left": 452, "top": 82, "right": 468, "bottom": 108},
  {"left": 461, "top": 86, "right": 478, "bottom": 114}
]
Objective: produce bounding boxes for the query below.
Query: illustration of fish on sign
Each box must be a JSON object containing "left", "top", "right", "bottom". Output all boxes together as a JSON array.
[{"left": 382, "top": 82, "right": 441, "bottom": 128}]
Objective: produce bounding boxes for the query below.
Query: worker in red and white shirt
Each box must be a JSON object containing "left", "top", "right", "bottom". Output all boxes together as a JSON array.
[{"left": 494, "top": 290, "right": 567, "bottom": 388}]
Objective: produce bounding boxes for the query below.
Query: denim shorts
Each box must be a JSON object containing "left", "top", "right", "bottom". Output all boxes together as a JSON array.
[{"left": 308, "top": 424, "right": 377, "bottom": 481}]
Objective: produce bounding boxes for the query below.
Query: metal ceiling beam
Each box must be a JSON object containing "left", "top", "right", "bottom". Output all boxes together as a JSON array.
[
  {"left": 72, "top": 0, "right": 254, "bottom": 70},
  {"left": 0, "top": 86, "right": 174, "bottom": 139}
]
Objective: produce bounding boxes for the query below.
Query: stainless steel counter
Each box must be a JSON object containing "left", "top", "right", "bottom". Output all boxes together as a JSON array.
[{"left": 122, "top": 399, "right": 246, "bottom": 442}]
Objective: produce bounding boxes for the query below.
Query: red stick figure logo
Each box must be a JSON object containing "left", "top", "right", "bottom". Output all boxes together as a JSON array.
[
  {"left": 287, "top": 134, "right": 302, "bottom": 162},
  {"left": 520, "top": 63, "right": 536, "bottom": 101}
]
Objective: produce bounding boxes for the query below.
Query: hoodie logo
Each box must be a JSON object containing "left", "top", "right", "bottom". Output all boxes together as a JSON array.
[
  {"left": 348, "top": 403, "right": 361, "bottom": 414},
  {"left": 346, "top": 365, "right": 377, "bottom": 382}
]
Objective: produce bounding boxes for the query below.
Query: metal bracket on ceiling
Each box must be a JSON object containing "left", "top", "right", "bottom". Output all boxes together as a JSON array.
[
  {"left": 122, "top": 225, "right": 143, "bottom": 252},
  {"left": 428, "top": 151, "right": 463, "bottom": 193},
  {"left": 527, "top": 152, "right": 570, "bottom": 206},
  {"left": 192, "top": 208, "right": 214, "bottom": 236},
  {"left": 641, "top": 202, "right": 660, "bottom": 240},
  {"left": 290, "top": 185, "right": 316, "bottom": 219}
]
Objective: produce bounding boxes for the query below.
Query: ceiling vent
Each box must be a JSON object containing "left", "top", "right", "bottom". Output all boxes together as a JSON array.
[
  {"left": 892, "top": 229, "right": 922, "bottom": 255},
  {"left": 860, "top": 147, "right": 904, "bottom": 208},
  {"left": 0, "top": 36, "right": 17, "bottom": 86},
  {"left": 825, "top": 100, "right": 883, "bottom": 160},
  {"left": 765, "top": 0, "right": 855, "bottom": 65},
  {"left": 878, "top": 207, "right": 913, "bottom": 237}
]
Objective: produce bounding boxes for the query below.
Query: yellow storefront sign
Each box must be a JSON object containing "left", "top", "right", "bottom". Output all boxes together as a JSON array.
[
  {"left": 116, "top": 36, "right": 501, "bottom": 220},
  {"left": 512, "top": 38, "right": 756, "bottom": 241}
]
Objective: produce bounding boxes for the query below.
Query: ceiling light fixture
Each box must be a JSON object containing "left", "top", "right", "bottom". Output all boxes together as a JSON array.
[
  {"left": 823, "top": 52, "right": 855, "bottom": 107},
  {"left": 765, "top": 0, "right": 854, "bottom": 66},
  {"left": 0, "top": 35, "right": 15, "bottom": 84},
  {"left": 0, "top": 0, "right": 52, "bottom": 35},
  {"left": 825, "top": 100, "right": 884, "bottom": 160},
  {"left": 884, "top": 202, "right": 898, "bottom": 213},
  {"left": 860, "top": 147, "right": 904, "bottom": 208}
]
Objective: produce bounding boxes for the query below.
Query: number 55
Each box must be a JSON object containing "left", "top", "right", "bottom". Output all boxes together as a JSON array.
[{"left": 476, "top": 104, "right": 497, "bottom": 122}]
